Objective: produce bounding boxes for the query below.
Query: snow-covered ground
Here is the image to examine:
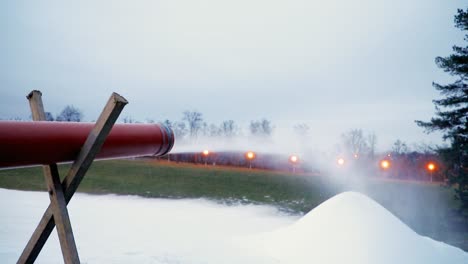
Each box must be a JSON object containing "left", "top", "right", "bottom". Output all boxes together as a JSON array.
[
  {"left": 0, "top": 188, "right": 297, "bottom": 264},
  {"left": 1, "top": 189, "right": 467, "bottom": 264}
]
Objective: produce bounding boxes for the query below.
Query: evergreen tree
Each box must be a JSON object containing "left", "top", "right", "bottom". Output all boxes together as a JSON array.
[{"left": 416, "top": 9, "right": 468, "bottom": 216}]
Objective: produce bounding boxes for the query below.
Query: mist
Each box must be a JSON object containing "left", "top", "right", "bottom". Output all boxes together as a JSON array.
[{"left": 169, "top": 123, "right": 461, "bottom": 249}]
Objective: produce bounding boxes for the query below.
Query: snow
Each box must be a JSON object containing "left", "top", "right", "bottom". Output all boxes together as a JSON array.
[
  {"left": 1, "top": 189, "right": 466, "bottom": 263},
  {"left": 241, "top": 192, "right": 468, "bottom": 264},
  {"left": 0, "top": 188, "right": 296, "bottom": 263}
]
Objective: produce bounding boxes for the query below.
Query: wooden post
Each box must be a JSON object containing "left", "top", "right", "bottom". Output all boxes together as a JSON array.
[
  {"left": 44, "top": 164, "right": 80, "bottom": 264},
  {"left": 25, "top": 90, "right": 81, "bottom": 264},
  {"left": 27, "top": 90, "right": 47, "bottom": 121},
  {"left": 18, "top": 91, "right": 128, "bottom": 264}
]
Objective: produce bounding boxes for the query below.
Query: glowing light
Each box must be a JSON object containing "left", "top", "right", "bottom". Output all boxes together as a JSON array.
[
  {"left": 380, "top": 160, "right": 390, "bottom": 170},
  {"left": 337, "top": 158, "right": 345, "bottom": 166},
  {"left": 427, "top": 163, "right": 436, "bottom": 171},
  {"left": 246, "top": 151, "right": 255, "bottom": 160},
  {"left": 353, "top": 154, "right": 359, "bottom": 159},
  {"left": 290, "top": 155, "right": 298, "bottom": 163},
  {"left": 202, "top": 150, "right": 210, "bottom": 156}
]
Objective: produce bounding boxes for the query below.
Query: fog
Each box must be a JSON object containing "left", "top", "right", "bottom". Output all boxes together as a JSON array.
[
  {"left": 2, "top": 189, "right": 466, "bottom": 263},
  {"left": 172, "top": 130, "right": 313, "bottom": 155}
]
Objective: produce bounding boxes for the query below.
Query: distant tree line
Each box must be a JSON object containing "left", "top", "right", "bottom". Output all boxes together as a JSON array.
[
  {"left": 339, "top": 129, "right": 378, "bottom": 160},
  {"left": 155, "top": 110, "right": 276, "bottom": 141},
  {"left": 1, "top": 105, "right": 83, "bottom": 122},
  {"left": 2, "top": 104, "right": 446, "bottom": 182}
]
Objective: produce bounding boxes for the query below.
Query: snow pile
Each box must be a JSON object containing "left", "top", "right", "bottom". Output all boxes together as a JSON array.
[{"left": 241, "top": 192, "right": 468, "bottom": 264}]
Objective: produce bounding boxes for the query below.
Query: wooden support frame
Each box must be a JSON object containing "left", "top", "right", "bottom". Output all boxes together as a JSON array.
[{"left": 17, "top": 90, "right": 128, "bottom": 264}]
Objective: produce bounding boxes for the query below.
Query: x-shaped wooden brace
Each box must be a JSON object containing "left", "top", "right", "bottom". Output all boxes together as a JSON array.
[{"left": 17, "top": 91, "right": 128, "bottom": 264}]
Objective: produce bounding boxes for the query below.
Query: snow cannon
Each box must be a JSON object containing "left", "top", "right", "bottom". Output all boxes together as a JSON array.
[{"left": 0, "top": 121, "right": 174, "bottom": 169}]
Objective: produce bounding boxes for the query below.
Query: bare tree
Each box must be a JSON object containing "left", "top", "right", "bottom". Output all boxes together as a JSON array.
[
  {"left": 250, "top": 119, "right": 274, "bottom": 137},
  {"left": 341, "top": 129, "right": 368, "bottom": 156},
  {"left": 182, "top": 110, "right": 203, "bottom": 138},
  {"left": 367, "top": 132, "right": 377, "bottom": 159},
  {"left": 293, "top": 123, "right": 310, "bottom": 139},
  {"left": 392, "top": 139, "right": 409, "bottom": 155},
  {"left": 209, "top": 124, "right": 221, "bottom": 137},
  {"left": 220, "top": 120, "right": 238, "bottom": 138},
  {"left": 173, "top": 121, "right": 188, "bottom": 139},
  {"left": 200, "top": 122, "right": 209, "bottom": 137},
  {"left": 56, "top": 105, "right": 83, "bottom": 122}
]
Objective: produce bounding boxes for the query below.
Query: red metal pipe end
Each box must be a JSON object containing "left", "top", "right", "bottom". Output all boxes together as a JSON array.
[{"left": 0, "top": 121, "right": 175, "bottom": 169}]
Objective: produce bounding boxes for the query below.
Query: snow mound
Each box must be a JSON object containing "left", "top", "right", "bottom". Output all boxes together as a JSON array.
[{"left": 242, "top": 191, "right": 468, "bottom": 264}]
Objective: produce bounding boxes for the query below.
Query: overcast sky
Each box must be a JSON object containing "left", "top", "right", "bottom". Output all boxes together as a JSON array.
[{"left": 1, "top": 0, "right": 465, "bottom": 151}]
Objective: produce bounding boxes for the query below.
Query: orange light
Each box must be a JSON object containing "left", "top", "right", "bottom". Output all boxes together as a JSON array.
[
  {"left": 427, "top": 163, "right": 436, "bottom": 171},
  {"left": 380, "top": 160, "right": 390, "bottom": 169},
  {"left": 202, "top": 150, "right": 210, "bottom": 156},
  {"left": 246, "top": 151, "right": 255, "bottom": 160},
  {"left": 290, "top": 155, "right": 298, "bottom": 163},
  {"left": 337, "top": 158, "right": 345, "bottom": 166}
]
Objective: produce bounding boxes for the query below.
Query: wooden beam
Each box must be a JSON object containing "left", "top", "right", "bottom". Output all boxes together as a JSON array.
[
  {"left": 61, "top": 93, "right": 128, "bottom": 202},
  {"left": 18, "top": 92, "right": 128, "bottom": 264},
  {"left": 22, "top": 90, "right": 80, "bottom": 264},
  {"left": 26, "top": 90, "right": 46, "bottom": 121},
  {"left": 44, "top": 164, "right": 80, "bottom": 264},
  {"left": 17, "top": 212, "right": 55, "bottom": 264}
]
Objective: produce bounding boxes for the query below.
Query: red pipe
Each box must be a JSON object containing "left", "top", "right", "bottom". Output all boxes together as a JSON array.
[{"left": 0, "top": 121, "right": 174, "bottom": 169}]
